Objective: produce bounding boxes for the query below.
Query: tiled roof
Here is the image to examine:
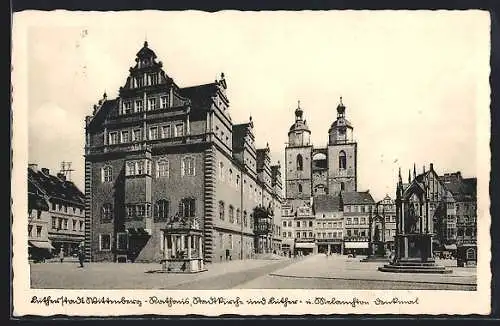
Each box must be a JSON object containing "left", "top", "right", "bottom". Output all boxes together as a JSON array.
[
  {"left": 28, "top": 179, "right": 49, "bottom": 211},
  {"left": 28, "top": 168, "right": 85, "bottom": 207},
  {"left": 314, "top": 194, "right": 342, "bottom": 213},
  {"left": 341, "top": 191, "right": 375, "bottom": 204},
  {"left": 442, "top": 177, "right": 476, "bottom": 202},
  {"left": 179, "top": 83, "right": 219, "bottom": 107}
]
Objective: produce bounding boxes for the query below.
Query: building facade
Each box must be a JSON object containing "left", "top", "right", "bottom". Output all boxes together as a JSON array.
[
  {"left": 28, "top": 177, "right": 52, "bottom": 260},
  {"left": 28, "top": 164, "right": 85, "bottom": 257},
  {"left": 400, "top": 164, "right": 477, "bottom": 254},
  {"left": 371, "top": 194, "right": 397, "bottom": 251},
  {"left": 84, "top": 42, "right": 282, "bottom": 263},
  {"left": 438, "top": 171, "right": 477, "bottom": 248}
]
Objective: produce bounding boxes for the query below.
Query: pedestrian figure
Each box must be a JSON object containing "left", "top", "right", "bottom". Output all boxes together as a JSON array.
[
  {"left": 78, "top": 247, "right": 85, "bottom": 268},
  {"left": 59, "top": 248, "right": 64, "bottom": 263}
]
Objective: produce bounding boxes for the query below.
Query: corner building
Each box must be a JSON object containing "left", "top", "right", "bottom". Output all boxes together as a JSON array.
[{"left": 84, "top": 42, "right": 282, "bottom": 263}]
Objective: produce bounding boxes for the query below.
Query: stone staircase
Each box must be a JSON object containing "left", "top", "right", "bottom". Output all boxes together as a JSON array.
[{"left": 378, "top": 259, "right": 453, "bottom": 274}]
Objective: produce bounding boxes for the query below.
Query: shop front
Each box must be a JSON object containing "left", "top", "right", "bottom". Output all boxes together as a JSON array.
[
  {"left": 317, "top": 239, "right": 343, "bottom": 255},
  {"left": 344, "top": 240, "right": 369, "bottom": 256},
  {"left": 295, "top": 241, "right": 316, "bottom": 256}
]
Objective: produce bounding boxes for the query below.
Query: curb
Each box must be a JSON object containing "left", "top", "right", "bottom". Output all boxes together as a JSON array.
[{"left": 268, "top": 273, "right": 477, "bottom": 287}]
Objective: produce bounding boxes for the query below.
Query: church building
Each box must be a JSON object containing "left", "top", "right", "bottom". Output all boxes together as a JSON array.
[
  {"left": 282, "top": 99, "right": 374, "bottom": 255},
  {"left": 84, "top": 42, "right": 282, "bottom": 263}
]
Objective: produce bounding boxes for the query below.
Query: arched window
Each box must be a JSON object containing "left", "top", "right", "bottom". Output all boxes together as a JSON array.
[
  {"left": 182, "top": 157, "right": 195, "bottom": 176},
  {"left": 296, "top": 154, "right": 303, "bottom": 171},
  {"left": 339, "top": 151, "right": 347, "bottom": 170},
  {"left": 101, "top": 203, "right": 113, "bottom": 222},
  {"left": 102, "top": 165, "right": 113, "bottom": 182},
  {"left": 229, "top": 205, "right": 235, "bottom": 223},
  {"left": 340, "top": 182, "right": 345, "bottom": 191},
  {"left": 243, "top": 211, "right": 247, "bottom": 227},
  {"left": 229, "top": 169, "right": 233, "bottom": 184},
  {"left": 219, "top": 201, "right": 225, "bottom": 220},
  {"left": 156, "top": 159, "right": 169, "bottom": 178},
  {"left": 236, "top": 208, "right": 241, "bottom": 224},
  {"left": 298, "top": 184, "right": 303, "bottom": 193},
  {"left": 155, "top": 199, "right": 169, "bottom": 221},
  {"left": 219, "top": 161, "right": 224, "bottom": 177}
]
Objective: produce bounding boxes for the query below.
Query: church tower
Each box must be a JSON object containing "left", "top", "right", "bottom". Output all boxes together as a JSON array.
[
  {"left": 285, "top": 101, "right": 313, "bottom": 200},
  {"left": 327, "top": 97, "right": 357, "bottom": 194}
]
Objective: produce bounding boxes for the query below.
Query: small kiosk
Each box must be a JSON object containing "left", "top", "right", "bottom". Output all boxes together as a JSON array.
[{"left": 161, "top": 214, "right": 206, "bottom": 273}]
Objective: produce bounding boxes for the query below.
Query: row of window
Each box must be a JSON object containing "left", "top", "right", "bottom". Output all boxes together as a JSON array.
[
  {"left": 218, "top": 161, "right": 270, "bottom": 203},
  {"left": 49, "top": 202, "right": 84, "bottom": 216},
  {"left": 51, "top": 217, "right": 84, "bottom": 232},
  {"left": 108, "top": 123, "right": 184, "bottom": 145},
  {"left": 28, "top": 224, "right": 43, "bottom": 238},
  {"left": 294, "top": 151, "right": 348, "bottom": 171},
  {"left": 101, "top": 198, "right": 196, "bottom": 221},
  {"left": 28, "top": 209, "right": 42, "bottom": 220},
  {"left": 218, "top": 201, "right": 253, "bottom": 228},
  {"left": 120, "top": 93, "right": 168, "bottom": 115},
  {"left": 100, "top": 156, "right": 196, "bottom": 183},
  {"left": 284, "top": 231, "right": 344, "bottom": 239},
  {"left": 283, "top": 220, "right": 345, "bottom": 229}
]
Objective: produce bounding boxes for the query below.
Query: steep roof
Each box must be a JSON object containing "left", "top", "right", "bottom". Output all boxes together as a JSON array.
[
  {"left": 28, "top": 168, "right": 85, "bottom": 207},
  {"left": 179, "top": 83, "right": 219, "bottom": 108},
  {"left": 341, "top": 191, "right": 375, "bottom": 205},
  {"left": 441, "top": 177, "right": 477, "bottom": 202},
  {"left": 314, "top": 194, "right": 342, "bottom": 213}
]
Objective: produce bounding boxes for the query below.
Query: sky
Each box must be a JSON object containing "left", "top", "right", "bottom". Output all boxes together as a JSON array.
[{"left": 18, "top": 10, "right": 490, "bottom": 201}]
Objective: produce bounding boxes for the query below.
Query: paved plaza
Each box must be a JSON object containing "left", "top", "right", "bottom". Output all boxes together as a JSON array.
[{"left": 30, "top": 254, "right": 476, "bottom": 290}]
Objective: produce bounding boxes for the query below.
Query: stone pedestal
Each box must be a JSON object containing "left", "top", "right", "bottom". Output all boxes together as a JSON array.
[
  {"left": 361, "top": 241, "right": 389, "bottom": 262},
  {"left": 378, "top": 233, "right": 452, "bottom": 274}
]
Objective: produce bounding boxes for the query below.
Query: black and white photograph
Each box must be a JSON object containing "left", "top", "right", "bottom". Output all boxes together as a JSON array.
[{"left": 12, "top": 10, "right": 491, "bottom": 316}]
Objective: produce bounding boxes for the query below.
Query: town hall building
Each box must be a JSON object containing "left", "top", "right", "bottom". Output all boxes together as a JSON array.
[{"left": 84, "top": 41, "right": 282, "bottom": 263}]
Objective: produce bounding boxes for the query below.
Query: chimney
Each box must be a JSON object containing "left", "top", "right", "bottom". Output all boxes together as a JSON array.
[
  {"left": 57, "top": 173, "right": 66, "bottom": 181},
  {"left": 430, "top": 163, "right": 434, "bottom": 171},
  {"left": 41, "top": 168, "right": 50, "bottom": 175},
  {"left": 28, "top": 164, "right": 38, "bottom": 172}
]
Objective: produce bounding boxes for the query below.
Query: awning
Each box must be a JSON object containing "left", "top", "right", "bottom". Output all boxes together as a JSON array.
[
  {"left": 29, "top": 241, "right": 54, "bottom": 250},
  {"left": 444, "top": 244, "right": 457, "bottom": 250},
  {"left": 295, "top": 242, "right": 315, "bottom": 249},
  {"left": 282, "top": 239, "right": 295, "bottom": 246},
  {"left": 344, "top": 241, "right": 369, "bottom": 249}
]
